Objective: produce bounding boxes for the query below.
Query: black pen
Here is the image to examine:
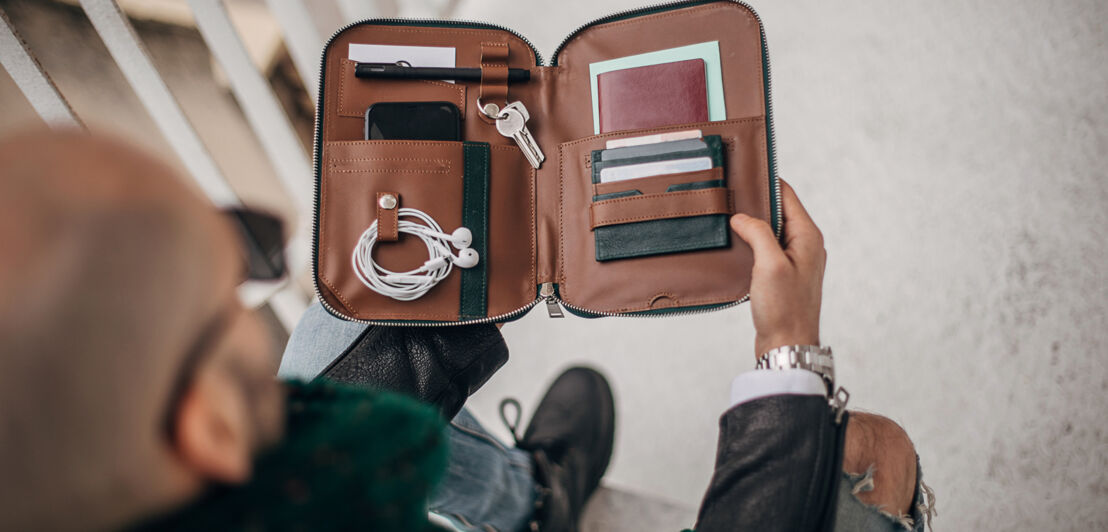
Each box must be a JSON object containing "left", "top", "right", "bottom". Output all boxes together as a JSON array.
[{"left": 354, "top": 62, "right": 531, "bottom": 83}]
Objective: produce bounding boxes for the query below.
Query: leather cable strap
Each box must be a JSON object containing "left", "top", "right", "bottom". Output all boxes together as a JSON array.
[
  {"left": 589, "top": 188, "right": 732, "bottom": 229},
  {"left": 479, "top": 41, "right": 509, "bottom": 121},
  {"left": 377, "top": 191, "right": 400, "bottom": 242}
]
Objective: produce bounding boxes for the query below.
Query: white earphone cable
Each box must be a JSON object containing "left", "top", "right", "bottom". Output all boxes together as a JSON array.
[{"left": 351, "top": 207, "right": 477, "bottom": 301}]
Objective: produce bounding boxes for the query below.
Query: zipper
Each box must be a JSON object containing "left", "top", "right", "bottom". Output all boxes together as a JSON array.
[
  {"left": 539, "top": 282, "right": 564, "bottom": 318},
  {"left": 311, "top": 3, "right": 780, "bottom": 324},
  {"left": 550, "top": 0, "right": 783, "bottom": 236}
]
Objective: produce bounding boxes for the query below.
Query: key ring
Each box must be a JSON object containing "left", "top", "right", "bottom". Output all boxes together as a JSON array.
[{"left": 476, "top": 98, "right": 503, "bottom": 120}]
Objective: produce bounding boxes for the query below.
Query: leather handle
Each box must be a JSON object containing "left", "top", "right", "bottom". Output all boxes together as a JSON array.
[
  {"left": 479, "top": 41, "right": 509, "bottom": 121},
  {"left": 377, "top": 192, "right": 400, "bottom": 242},
  {"left": 589, "top": 188, "right": 732, "bottom": 229}
]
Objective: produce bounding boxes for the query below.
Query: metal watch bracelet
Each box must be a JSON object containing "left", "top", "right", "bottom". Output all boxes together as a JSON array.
[{"left": 755, "top": 344, "right": 835, "bottom": 394}]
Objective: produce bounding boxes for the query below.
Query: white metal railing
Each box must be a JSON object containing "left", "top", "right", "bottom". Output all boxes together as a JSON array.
[{"left": 1, "top": 0, "right": 456, "bottom": 332}]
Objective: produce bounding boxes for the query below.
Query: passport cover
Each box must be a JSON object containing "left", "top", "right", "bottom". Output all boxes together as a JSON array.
[{"left": 597, "top": 59, "right": 709, "bottom": 133}]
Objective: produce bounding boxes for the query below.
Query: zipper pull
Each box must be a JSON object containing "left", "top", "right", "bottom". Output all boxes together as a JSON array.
[
  {"left": 830, "top": 387, "right": 850, "bottom": 424},
  {"left": 540, "top": 283, "right": 564, "bottom": 318}
]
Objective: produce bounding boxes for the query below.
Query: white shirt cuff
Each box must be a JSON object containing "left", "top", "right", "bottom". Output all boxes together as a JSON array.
[{"left": 730, "top": 369, "right": 828, "bottom": 407}]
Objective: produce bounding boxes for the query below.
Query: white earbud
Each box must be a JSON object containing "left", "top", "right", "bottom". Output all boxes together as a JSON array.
[
  {"left": 408, "top": 226, "right": 472, "bottom": 250},
  {"left": 450, "top": 227, "right": 473, "bottom": 249},
  {"left": 452, "top": 247, "right": 480, "bottom": 268}
]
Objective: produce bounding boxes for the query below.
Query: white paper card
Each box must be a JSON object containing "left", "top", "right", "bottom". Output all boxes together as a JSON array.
[
  {"left": 348, "top": 43, "right": 456, "bottom": 68},
  {"left": 599, "top": 156, "right": 713, "bottom": 183}
]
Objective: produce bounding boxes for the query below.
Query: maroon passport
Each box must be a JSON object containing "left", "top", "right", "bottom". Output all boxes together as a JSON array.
[{"left": 597, "top": 58, "right": 709, "bottom": 133}]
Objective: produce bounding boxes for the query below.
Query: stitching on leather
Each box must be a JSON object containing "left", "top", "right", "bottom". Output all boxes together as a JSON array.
[
  {"left": 528, "top": 153, "right": 538, "bottom": 289},
  {"left": 328, "top": 140, "right": 462, "bottom": 148},
  {"left": 328, "top": 158, "right": 451, "bottom": 174},
  {"left": 558, "top": 142, "right": 566, "bottom": 284}
]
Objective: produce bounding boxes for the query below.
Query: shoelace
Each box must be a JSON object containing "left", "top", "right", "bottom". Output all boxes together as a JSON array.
[
  {"left": 498, "top": 397, "right": 524, "bottom": 446},
  {"left": 498, "top": 397, "right": 552, "bottom": 532}
]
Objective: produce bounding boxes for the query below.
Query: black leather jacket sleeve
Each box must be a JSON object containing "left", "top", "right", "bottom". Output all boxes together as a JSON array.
[
  {"left": 316, "top": 324, "right": 508, "bottom": 420},
  {"left": 693, "top": 395, "right": 848, "bottom": 532}
]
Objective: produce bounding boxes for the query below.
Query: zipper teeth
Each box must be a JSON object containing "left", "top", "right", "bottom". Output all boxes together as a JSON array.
[{"left": 310, "top": 3, "right": 780, "bottom": 323}]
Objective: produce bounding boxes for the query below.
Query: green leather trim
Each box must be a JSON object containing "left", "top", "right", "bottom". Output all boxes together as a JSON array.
[
  {"left": 594, "top": 214, "right": 729, "bottom": 261},
  {"left": 460, "top": 142, "right": 489, "bottom": 319},
  {"left": 667, "top": 179, "right": 724, "bottom": 192}
]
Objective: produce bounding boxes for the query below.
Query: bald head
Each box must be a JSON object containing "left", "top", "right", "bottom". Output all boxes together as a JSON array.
[{"left": 0, "top": 130, "right": 242, "bottom": 529}]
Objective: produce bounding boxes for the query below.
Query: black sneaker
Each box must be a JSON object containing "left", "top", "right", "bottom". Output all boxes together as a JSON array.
[{"left": 500, "top": 367, "right": 616, "bottom": 532}]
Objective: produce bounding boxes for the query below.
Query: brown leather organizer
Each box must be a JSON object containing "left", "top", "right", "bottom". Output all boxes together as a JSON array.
[{"left": 313, "top": 0, "right": 782, "bottom": 324}]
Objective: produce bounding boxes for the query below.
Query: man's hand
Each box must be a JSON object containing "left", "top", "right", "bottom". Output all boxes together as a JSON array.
[{"left": 730, "top": 180, "right": 825, "bottom": 359}]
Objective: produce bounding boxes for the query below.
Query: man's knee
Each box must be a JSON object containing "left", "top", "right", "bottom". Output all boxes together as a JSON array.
[{"left": 842, "top": 411, "right": 917, "bottom": 517}]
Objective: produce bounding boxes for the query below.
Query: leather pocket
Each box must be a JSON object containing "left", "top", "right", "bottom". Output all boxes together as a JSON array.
[
  {"left": 556, "top": 117, "right": 770, "bottom": 313},
  {"left": 317, "top": 140, "right": 471, "bottom": 321},
  {"left": 589, "top": 169, "right": 731, "bottom": 261},
  {"left": 337, "top": 59, "right": 467, "bottom": 119}
]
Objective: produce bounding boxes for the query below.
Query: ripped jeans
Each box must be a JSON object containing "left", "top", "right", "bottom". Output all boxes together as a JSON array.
[{"left": 280, "top": 301, "right": 935, "bottom": 532}]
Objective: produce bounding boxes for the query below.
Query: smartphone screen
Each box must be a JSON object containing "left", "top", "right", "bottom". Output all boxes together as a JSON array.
[{"left": 364, "top": 101, "right": 461, "bottom": 141}]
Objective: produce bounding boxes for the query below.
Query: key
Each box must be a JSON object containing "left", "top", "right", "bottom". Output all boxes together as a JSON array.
[{"left": 495, "top": 102, "right": 545, "bottom": 169}]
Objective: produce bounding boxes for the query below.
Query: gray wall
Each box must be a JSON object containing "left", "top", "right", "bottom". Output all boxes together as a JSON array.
[{"left": 457, "top": 1, "right": 1108, "bottom": 530}]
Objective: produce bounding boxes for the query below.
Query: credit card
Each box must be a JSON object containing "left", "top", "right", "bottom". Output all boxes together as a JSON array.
[
  {"left": 605, "top": 129, "right": 702, "bottom": 149},
  {"left": 601, "top": 138, "right": 707, "bottom": 162},
  {"left": 599, "top": 156, "right": 713, "bottom": 183}
]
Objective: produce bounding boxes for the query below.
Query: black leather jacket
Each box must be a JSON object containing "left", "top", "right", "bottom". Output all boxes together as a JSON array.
[{"left": 317, "top": 323, "right": 508, "bottom": 420}]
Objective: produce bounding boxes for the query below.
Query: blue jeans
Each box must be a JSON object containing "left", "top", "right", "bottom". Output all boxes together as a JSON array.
[{"left": 281, "top": 301, "right": 932, "bottom": 532}]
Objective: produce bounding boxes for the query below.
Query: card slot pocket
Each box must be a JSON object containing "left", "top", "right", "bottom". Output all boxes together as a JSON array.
[
  {"left": 593, "top": 166, "right": 723, "bottom": 196},
  {"left": 589, "top": 185, "right": 731, "bottom": 262},
  {"left": 317, "top": 139, "right": 476, "bottom": 321},
  {"left": 589, "top": 187, "right": 731, "bottom": 229},
  {"left": 337, "top": 59, "right": 467, "bottom": 119},
  {"left": 557, "top": 116, "right": 770, "bottom": 311}
]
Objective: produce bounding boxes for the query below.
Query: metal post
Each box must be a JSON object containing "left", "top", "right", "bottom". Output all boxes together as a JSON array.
[
  {"left": 0, "top": 7, "right": 83, "bottom": 129},
  {"left": 187, "top": 0, "right": 313, "bottom": 213},
  {"left": 262, "top": 0, "right": 323, "bottom": 94},
  {"left": 77, "top": 0, "right": 239, "bottom": 206}
]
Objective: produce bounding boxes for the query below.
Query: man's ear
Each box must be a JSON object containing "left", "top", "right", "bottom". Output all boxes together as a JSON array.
[{"left": 171, "top": 371, "right": 253, "bottom": 484}]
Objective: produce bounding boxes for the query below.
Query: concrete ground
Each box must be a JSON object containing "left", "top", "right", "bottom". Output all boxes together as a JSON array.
[
  {"left": 453, "top": 1, "right": 1108, "bottom": 530},
  {"left": 3, "top": 0, "right": 1106, "bottom": 530}
]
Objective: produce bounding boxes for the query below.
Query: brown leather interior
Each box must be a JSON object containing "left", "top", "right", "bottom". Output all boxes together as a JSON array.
[{"left": 316, "top": 1, "right": 773, "bottom": 320}]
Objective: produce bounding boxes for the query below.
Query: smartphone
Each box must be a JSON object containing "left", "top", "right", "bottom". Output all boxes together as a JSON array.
[{"left": 364, "top": 101, "right": 461, "bottom": 141}]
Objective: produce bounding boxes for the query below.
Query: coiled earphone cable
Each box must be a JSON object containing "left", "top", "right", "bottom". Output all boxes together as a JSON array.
[{"left": 351, "top": 207, "right": 478, "bottom": 301}]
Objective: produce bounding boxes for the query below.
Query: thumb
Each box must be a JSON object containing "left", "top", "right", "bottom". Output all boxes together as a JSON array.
[{"left": 730, "top": 213, "right": 784, "bottom": 265}]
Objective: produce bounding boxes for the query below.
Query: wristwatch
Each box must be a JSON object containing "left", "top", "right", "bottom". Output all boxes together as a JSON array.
[{"left": 756, "top": 344, "right": 835, "bottom": 395}]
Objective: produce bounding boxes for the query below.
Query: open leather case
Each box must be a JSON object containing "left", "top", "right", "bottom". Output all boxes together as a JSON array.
[{"left": 313, "top": 0, "right": 782, "bottom": 324}]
